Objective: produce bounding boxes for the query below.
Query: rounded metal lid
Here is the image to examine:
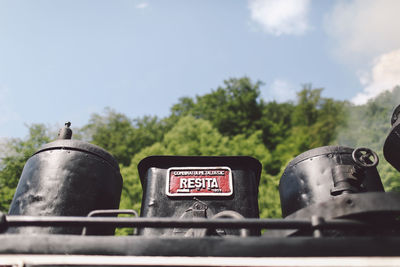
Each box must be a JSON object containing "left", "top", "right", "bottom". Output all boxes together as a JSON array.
[
  {"left": 286, "top": 146, "right": 354, "bottom": 168},
  {"left": 35, "top": 139, "right": 120, "bottom": 171}
]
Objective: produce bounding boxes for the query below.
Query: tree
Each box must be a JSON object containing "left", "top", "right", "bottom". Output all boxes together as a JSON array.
[
  {"left": 168, "top": 77, "right": 265, "bottom": 137},
  {"left": 170, "top": 97, "right": 195, "bottom": 118},
  {"left": 81, "top": 108, "right": 167, "bottom": 166},
  {"left": 261, "top": 101, "right": 294, "bottom": 151},
  {"left": 80, "top": 108, "right": 137, "bottom": 166},
  {"left": 272, "top": 86, "right": 348, "bottom": 173},
  {"left": 0, "top": 124, "right": 51, "bottom": 212},
  {"left": 292, "top": 86, "right": 323, "bottom": 126}
]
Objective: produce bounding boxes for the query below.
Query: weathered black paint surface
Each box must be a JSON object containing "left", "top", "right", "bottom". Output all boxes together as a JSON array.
[
  {"left": 279, "top": 146, "right": 384, "bottom": 218},
  {"left": 8, "top": 139, "right": 123, "bottom": 235},
  {"left": 138, "top": 156, "right": 261, "bottom": 236}
]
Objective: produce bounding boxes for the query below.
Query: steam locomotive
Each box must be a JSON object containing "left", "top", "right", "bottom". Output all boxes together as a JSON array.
[{"left": 1, "top": 106, "right": 400, "bottom": 266}]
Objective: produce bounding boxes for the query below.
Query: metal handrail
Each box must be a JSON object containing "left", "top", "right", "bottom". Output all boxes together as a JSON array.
[{"left": 3, "top": 213, "right": 398, "bottom": 232}]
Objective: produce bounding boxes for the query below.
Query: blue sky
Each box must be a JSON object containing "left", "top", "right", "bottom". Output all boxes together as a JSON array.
[{"left": 1, "top": 0, "right": 400, "bottom": 139}]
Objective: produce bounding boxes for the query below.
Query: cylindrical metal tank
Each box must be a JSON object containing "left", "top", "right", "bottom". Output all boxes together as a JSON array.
[
  {"left": 8, "top": 139, "right": 123, "bottom": 235},
  {"left": 384, "top": 104, "right": 400, "bottom": 172},
  {"left": 279, "top": 146, "right": 384, "bottom": 217}
]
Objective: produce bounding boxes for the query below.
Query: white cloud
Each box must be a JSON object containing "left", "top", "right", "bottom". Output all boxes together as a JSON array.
[
  {"left": 352, "top": 49, "right": 400, "bottom": 105},
  {"left": 267, "top": 79, "right": 297, "bottom": 102},
  {"left": 325, "top": 0, "right": 400, "bottom": 64},
  {"left": 248, "top": 0, "right": 311, "bottom": 36},
  {"left": 324, "top": 1, "right": 400, "bottom": 104},
  {"left": 135, "top": 2, "right": 149, "bottom": 9}
]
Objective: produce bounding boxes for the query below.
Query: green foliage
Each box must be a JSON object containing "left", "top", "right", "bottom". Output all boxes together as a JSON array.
[
  {"left": 81, "top": 108, "right": 167, "bottom": 166},
  {"left": 0, "top": 124, "right": 51, "bottom": 212},
  {"left": 170, "top": 97, "right": 195, "bottom": 118},
  {"left": 171, "top": 77, "right": 264, "bottom": 137},
  {"left": 292, "top": 86, "right": 323, "bottom": 126},
  {"left": 261, "top": 101, "right": 294, "bottom": 151},
  {"left": 81, "top": 108, "right": 136, "bottom": 166},
  {"left": 271, "top": 86, "right": 348, "bottom": 174}
]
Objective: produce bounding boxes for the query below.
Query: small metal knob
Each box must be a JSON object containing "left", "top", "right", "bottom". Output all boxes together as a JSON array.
[{"left": 57, "top": 122, "right": 73, "bottom": 140}]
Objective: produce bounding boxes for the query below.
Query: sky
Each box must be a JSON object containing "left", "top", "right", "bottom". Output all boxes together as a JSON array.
[{"left": 1, "top": 0, "right": 400, "bottom": 139}]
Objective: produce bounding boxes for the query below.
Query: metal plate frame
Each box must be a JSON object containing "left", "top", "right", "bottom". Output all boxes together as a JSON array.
[{"left": 165, "top": 166, "right": 233, "bottom": 197}]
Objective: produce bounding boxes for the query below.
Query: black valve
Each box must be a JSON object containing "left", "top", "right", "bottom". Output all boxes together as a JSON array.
[
  {"left": 331, "top": 147, "right": 379, "bottom": 196},
  {"left": 352, "top": 147, "right": 379, "bottom": 169},
  {"left": 351, "top": 147, "right": 379, "bottom": 179}
]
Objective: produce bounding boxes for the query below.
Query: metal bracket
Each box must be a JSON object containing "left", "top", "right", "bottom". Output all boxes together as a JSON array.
[{"left": 81, "top": 209, "right": 138, "bottom": 236}]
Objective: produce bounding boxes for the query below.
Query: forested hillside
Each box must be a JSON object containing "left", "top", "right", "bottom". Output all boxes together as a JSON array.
[{"left": 1, "top": 77, "right": 399, "bottom": 224}]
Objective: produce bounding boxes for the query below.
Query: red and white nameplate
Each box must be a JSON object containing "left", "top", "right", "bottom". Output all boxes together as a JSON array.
[{"left": 166, "top": 167, "right": 233, "bottom": 197}]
